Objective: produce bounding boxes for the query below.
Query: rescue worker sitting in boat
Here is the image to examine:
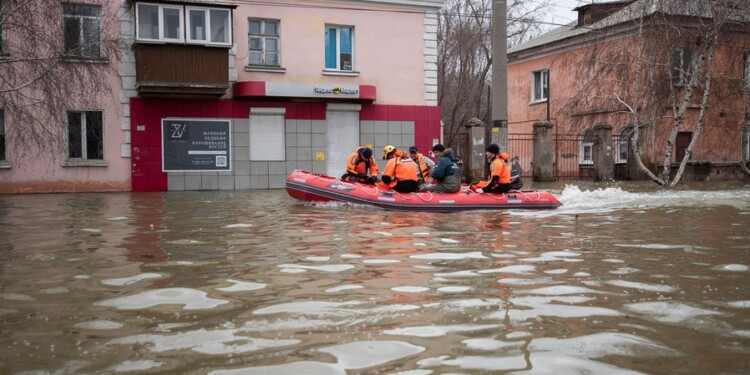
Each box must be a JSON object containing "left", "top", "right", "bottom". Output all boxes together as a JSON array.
[
  {"left": 377, "top": 145, "right": 420, "bottom": 193},
  {"left": 407, "top": 146, "right": 435, "bottom": 185},
  {"left": 342, "top": 146, "right": 379, "bottom": 184},
  {"left": 470, "top": 144, "right": 512, "bottom": 194}
]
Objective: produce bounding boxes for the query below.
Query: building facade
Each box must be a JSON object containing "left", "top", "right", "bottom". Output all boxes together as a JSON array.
[{"left": 507, "top": 0, "right": 750, "bottom": 180}]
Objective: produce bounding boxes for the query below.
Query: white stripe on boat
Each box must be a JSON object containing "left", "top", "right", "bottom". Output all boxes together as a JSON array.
[
  {"left": 293, "top": 178, "right": 306, "bottom": 183},
  {"left": 378, "top": 197, "right": 396, "bottom": 202},
  {"left": 438, "top": 200, "right": 455, "bottom": 204}
]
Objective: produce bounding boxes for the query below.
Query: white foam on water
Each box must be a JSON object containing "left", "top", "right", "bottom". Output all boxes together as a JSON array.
[
  {"left": 363, "top": 259, "right": 401, "bottom": 264},
  {"left": 624, "top": 301, "right": 726, "bottom": 323},
  {"left": 74, "top": 274, "right": 90, "bottom": 279},
  {"left": 573, "top": 272, "right": 591, "bottom": 277},
  {"left": 412, "top": 232, "right": 430, "bottom": 236},
  {"left": 392, "top": 286, "right": 430, "bottom": 293},
  {"left": 522, "top": 285, "right": 602, "bottom": 295},
  {"left": 389, "top": 370, "right": 433, "bottom": 375},
  {"left": 210, "top": 361, "right": 344, "bottom": 375},
  {"left": 713, "top": 264, "right": 748, "bottom": 272},
  {"left": 419, "top": 355, "right": 527, "bottom": 372},
  {"left": 440, "top": 238, "right": 460, "bottom": 243},
  {"left": 437, "top": 286, "right": 471, "bottom": 293},
  {"left": 340, "top": 254, "right": 363, "bottom": 259},
  {"left": 216, "top": 279, "right": 266, "bottom": 292},
  {"left": 223, "top": 223, "right": 253, "bottom": 228},
  {"left": 74, "top": 320, "right": 124, "bottom": 330},
  {"left": 102, "top": 273, "right": 163, "bottom": 286},
  {"left": 463, "top": 338, "right": 523, "bottom": 351},
  {"left": 1, "top": 293, "right": 35, "bottom": 301},
  {"left": 528, "top": 332, "right": 681, "bottom": 359},
  {"left": 383, "top": 324, "right": 500, "bottom": 338},
  {"left": 508, "top": 352, "right": 647, "bottom": 374},
  {"left": 413, "top": 242, "right": 427, "bottom": 247},
  {"left": 110, "top": 329, "right": 300, "bottom": 354},
  {"left": 610, "top": 267, "right": 640, "bottom": 275},
  {"left": 113, "top": 360, "right": 163, "bottom": 372},
  {"left": 491, "top": 253, "right": 517, "bottom": 258},
  {"left": 478, "top": 265, "right": 536, "bottom": 274},
  {"left": 615, "top": 243, "right": 688, "bottom": 250},
  {"left": 726, "top": 301, "right": 750, "bottom": 308},
  {"left": 252, "top": 301, "right": 362, "bottom": 315},
  {"left": 606, "top": 280, "right": 678, "bottom": 293},
  {"left": 306, "top": 256, "right": 330, "bottom": 262},
  {"left": 108, "top": 216, "right": 128, "bottom": 221},
  {"left": 374, "top": 231, "right": 393, "bottom": 236},
  {"left": 434, "top": 270, "right": 480, "bottom": 278},
  {"left": 498, "top": 277, "right": 557, "bottom": 286},
  {"left": 411, "top": 251, "right": 486, "bottom": 260},
  {"left": 277, "top": 264, "right": 355, "bottom": 272},
  {"left": 280, "top": 268, "right": 307, "bottom": 273},
  {"left": 507, "top": 331, "right": 532, "bottom": 339},
  {"left": 544, "top": 269, "right": 568, "bottom": 274},
  {"left": 733, "top": 330, "right": 750, "bottom": 338},
  {"left": 95, "top": 288, "right": 229, "bottom": 310},
  {"left": 40, "top": 287, "right": 69, "bottom": 294},
  {"left": 326, "top": 285, "right": 363, "bottom": 293},
  {"left": 489, "top": 296, "right": 621, "bottom": 322},
  {"left": 319, "top": 340, "right": 426, "bottom": 370},
  {"left": 81, "top": 228, "right": 101, "bottom": 233},
  {"left": 602, "top": 258, "right": 625, "bottom": 263}
]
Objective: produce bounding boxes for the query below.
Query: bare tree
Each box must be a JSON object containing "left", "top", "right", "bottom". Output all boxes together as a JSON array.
[
  {"left": 0, "top": 0, "right": 121, "bottom": 165},
  {"left": 437, "top": 0, "right": 549, "bottom": 147},
  {"left": 563, "top": 0, "right": 750, "bottom": 186}
]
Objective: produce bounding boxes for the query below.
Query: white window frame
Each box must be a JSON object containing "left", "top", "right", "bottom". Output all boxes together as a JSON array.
[
  {"left": 531, "top": 69, "right": 548, "bottom": 103},
  {"left": 248, "top": 18, "right": 280, "bottom": 67},
  {"left": 249, "top": 108, "right": 285, "bottom": 161},
  {"left": 324, "top": 25, "right": 355, "bottom": 72},
  {"left": 67, "top": 110, "right": 104, "bottom": 161},
  {"left": 136, "top": 2, "right": 184, "bottom": 43},
  {"left": 615, "top": 127, "right": 631, "bottom": 164},
  {"left": 579, "top": 128, "right": 594, "bottom": 166},
  {"left": 186, "top": 6, "right": 232, "bottom": 46},
  {"left": 62, "top": 3, "right": 101, "bottom": 58}
]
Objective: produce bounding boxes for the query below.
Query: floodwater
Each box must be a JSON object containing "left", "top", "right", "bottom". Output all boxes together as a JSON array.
[{"left": 1, "top": 181, "right": 749, "bottom": 375}]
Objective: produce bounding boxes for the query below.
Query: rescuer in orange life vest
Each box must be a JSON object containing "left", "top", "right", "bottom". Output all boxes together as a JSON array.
[
  {"left": 377, "top": 145, "right": 420, "bottom": 193},
  {"left": 470, "top": 144, "right": 512, "bottom": 194},
  {"left": 342, "top": 146, "right": 379, "bottom": 184},
  {"left": 407, "top": 146, "right": 435, "bottom": 185}
]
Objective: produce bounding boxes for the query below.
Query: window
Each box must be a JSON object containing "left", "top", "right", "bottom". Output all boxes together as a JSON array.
[
  {"left": 136, "top": 2, "right": 184, "bottom": 42},
  {"left": 579, "top": 128, "right": 594, "bottom": 166},
  {"left": 63, "top": 3, "right": 101, "bottom": 58},
  {"left": 249, "top": 108, "right": 285, "bottom": 161},
  {"left": 743, "top": 52, "right": 750, "bottom": 91},
  {"left": 187, "top": 7, "right": 231, "bottom": 45},
  {"left": 0, "top": 109, "right": 5, "bottom": 162},
  {"left": 248, "top": 19, "right": 280, "bottom": 66},
  {"left": 671, "top": 48, "right": 693, "bottom": 86},
  {"left": 615, "top": 127, "right": 631, "bottom": 164},
  {"left": 675, "top": 131, "right": 692, "bottom": 161},
  {"left": 532, "top": 70, "right": 548, "bottom": 102},
  {"left": 68, "top": 111, "right": 103, "bottom": 160},
  {"left": 325, "top": 25, "right": 353, "bottom": 71}
]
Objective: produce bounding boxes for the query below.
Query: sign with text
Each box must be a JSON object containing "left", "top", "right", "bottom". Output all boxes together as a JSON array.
[{"left": 162, "top": 119, "right": 232, "bottom": 172}]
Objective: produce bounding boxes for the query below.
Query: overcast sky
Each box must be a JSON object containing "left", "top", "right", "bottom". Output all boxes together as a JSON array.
[{"left": 542, "top": 0, "right": 587, "bottom": 26}]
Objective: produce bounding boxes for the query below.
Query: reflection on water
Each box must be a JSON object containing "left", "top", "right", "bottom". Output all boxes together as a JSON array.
[{"left": 1, "top": 183, "right": 749, "bottom": 374}]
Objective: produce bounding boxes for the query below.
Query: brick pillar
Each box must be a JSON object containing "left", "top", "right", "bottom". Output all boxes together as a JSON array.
[
  {"left": 593, "top": 123, "right": 614, "bottom": 181},
  {"left": 532, "top": 121, "right": 554, "bottom": 182}
]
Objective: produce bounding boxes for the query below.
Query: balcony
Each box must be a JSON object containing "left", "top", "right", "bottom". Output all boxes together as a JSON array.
[{"left": 135, "top": 44, "right": 229, "bottom": 97}]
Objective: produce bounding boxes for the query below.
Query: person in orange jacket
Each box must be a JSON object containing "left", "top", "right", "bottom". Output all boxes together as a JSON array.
[
  {"left": 470, "top": 144, "right": 511, "bottom": 194},
  {"left": 407, "top": 146, "right": 435, "bottom": 185},
  {"left": 342, "top": 146, "right": 378, "bottom": 184},
  {"left": 377, "top": 145, "right": 419, "bottom": 193}
]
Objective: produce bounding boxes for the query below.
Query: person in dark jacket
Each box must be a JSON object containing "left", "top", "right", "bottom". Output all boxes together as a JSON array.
[{"left": 419, "top": 144, "right": 461, "bottom": 193}]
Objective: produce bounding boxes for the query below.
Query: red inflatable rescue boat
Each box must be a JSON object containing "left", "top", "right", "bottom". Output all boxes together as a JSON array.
[{"left": 286, "top": 170, "right": 561, "bottom": 212}]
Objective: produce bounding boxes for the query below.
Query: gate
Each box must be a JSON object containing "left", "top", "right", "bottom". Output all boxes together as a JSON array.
[{"left": 508, "top": 133, "right": 533, "bottom": 177}]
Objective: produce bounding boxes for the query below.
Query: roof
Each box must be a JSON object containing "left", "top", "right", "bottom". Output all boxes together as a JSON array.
[{"left": 508, "top": 0, "right": 730, "bottom": 56}]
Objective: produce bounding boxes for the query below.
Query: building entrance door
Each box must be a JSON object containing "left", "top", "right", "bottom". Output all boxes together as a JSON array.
[{"left": 326, "top": 105, "right": 360, "bottom": 177}]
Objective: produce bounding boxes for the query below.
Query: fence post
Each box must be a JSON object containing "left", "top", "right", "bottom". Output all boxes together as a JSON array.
[
  {"left": 593, "top": 123, "right": 614, "bottom": 181},
  {"left": 466, "top": 118, "right": 486, "bottom": 183},
  {"left": 532, "top": 120, "right": 554, "bottom": 182}
]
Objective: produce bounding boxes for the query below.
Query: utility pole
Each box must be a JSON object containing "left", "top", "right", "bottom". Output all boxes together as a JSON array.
[{"left": 491, "top": 0, "right": 508, "bottom": 151}]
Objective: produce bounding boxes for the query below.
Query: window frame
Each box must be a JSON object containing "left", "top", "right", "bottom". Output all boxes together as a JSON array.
[
  {"left": 531, "top": 69, "right": 549, "bottom": 103},
  {"left": 247, "top": 18, "right": 281, "bottom": 67},
  {"left": 186, "top": 6, "right": 232, "bottom": 46},
  {"left": 0, "top": 109, "right": 6, "bottom": 163},
  {"left": 135, "top": 2, "right": 185, "bottom": 43},
  {"left": 66, "top": 110, "right": 104, "bottom": 162},
  {"left": 671, "top": 47, "right": 694, "bottom": 87},
  {"left": 579, "top": 128, "right": 594, "bottom": 166},
  {"left": 324, "top": 25, "right": 355, "bottom": 72},
  {"left": 615, "top": 127, "right": 631, "bottom": 164},
  {"left": 743, "top": 51, "right": 750, "bottom": 91},
  {"left": 62, "top": 3, "right": 102, "bottom": 59}
]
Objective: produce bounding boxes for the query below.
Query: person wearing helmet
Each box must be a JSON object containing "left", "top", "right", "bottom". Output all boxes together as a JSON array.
[
  {"left": 470, "top": 144, "right": 511, "bottom": 194},
  {"left": 342, "top": 146, "right": 379, "bottom": 184},
  {"left": 377, "top": 145, "right": 419, "bottom": 193}
]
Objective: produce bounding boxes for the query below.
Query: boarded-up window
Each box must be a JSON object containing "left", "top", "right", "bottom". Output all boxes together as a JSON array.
[
  {"left": 675, "top": 132, "right": 692, "bottom": 161},
  {"left": 249, "top": 108, "right": 285, "bottom": 161}
]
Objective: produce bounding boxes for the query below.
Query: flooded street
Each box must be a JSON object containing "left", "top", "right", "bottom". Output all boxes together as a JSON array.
[{"left": 1, "top": 182, "right": 749, "bottom": 374}]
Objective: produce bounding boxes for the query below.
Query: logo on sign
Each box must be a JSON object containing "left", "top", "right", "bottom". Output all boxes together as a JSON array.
[
  {"left": 170, "top": 123, "right": 187, "bottom": 138},
  {"left": 314, "top": 86, "right": 358, "bottom": 95}
]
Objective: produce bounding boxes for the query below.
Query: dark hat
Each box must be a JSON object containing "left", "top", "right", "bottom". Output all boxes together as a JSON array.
[
  {"left": 432, "top": 143, "right": 445, "bottom": 152},
  {"left": 359, "top": 147, "right": 373, "bottom": 159},
  {"left": 408, "top": 146, "right": 418, "bottom": 153},
  {"left": 486, "top": 144, "right": 500, "bottom": 154}
]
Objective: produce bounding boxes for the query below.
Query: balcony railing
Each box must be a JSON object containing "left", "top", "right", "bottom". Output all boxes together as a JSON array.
[{"left": 135, "top": 44, "right": 229, "bottom": 97}]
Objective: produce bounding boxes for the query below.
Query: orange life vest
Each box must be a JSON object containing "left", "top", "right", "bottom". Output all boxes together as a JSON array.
[
  {"left": 377, "top": 155, "right": 418, "bottom": 189},
  {"left": 471, "top": 154, "right": 510, "bottom": 191},
  {"left": 345, "top": 147, "right": 379, "bottom": 182}
]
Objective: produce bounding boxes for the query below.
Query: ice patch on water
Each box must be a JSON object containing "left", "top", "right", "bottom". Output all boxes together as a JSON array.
[
  {"left": 111, "top": 328, "right": 300, "bottom": 354},
  {"left": 253, "top": 301, "right": 362, "bottom": 315},
  {"left": 528, "top": 332, "right": 680, "bottom": 359},
  {"left": 108, "top": 216, "right": 128, "bottom": 221},
  {"left": 320, "top": 340, "right": 426, "bottom": 370},
  {"left": 413, "top": 242, "right": 427, "bottom": 247},
  {"left": 326, "top": 285, "right": 363, "bottom": 293},
  {"left": 463, "top": 338, "right": 524, "bottom": 351},
  {"left": 374, "top": 231, "right": 393, "bottom": 236},
  {"left": 602, "top": 258, "right": 625, "bottom": 263},
  {"left": 392, "top": 286, "right": 430, "bottom": 293},
  {"left": 363, "top": 259, "right": 401, "bottom": 264},
  {"left": 624, "top": 301, "right": 726, "bottom": 323},
  {"left": 713, "top": 264, "right": 748, "bottom": 272},
  {"left": 610, "top": 267, "right": 640, "bottom": 275},
  {"left": 211, "top": 361, "right": 343, "bottom": 375},
  {"left": 102, "top": 273, "right": 162, "bottom": 286},
  {"left": 498, "top": 277, "right": 557, "bottom": 286},
  {"left": 441, "top": 238, "right": 459, "bottom": 243},
  {"left": 606, "top": 280, "right": 678, "bottom": 293},
  {"left": 113, "top": 360, "right": 163, "bottom": 372},
  {"left": 437, "top": 286, "right": 471, "bottom": 293},
  {"left": 280, "top": 268, "right": 307, "bottom": 273},
  {"left": 522, "top": 286, "right": 602, "bottom": 295},
  {"left": 726, "top": 301, "right": 750, "bottom": 308},
  {"left": 95, "top": 288, "right": 229, "bottom": 310},
  {"left": 277, "top": 264, "right": 355, "bottom": 272},
  {"left": 40, "top": 287, "right": 69, "bottom": 294},
  {"left": 434, "top": 270, "right": 480, "bottom": 278},
  {"left": 573, "top": 272, "right": 591, "bottom": 277},
  {"left": 216, "top": 279, "right": 266, "bottom": 292},
  {"left": 733, "top": 330, "right": 750, "bottom": 338},
  {"left": 81, "top": 228, "right": 101, "bottom": 233},
  {"left": 75, "top": 320, "right": 123, "bottom": 330},
  {"left": 411, "top": 251, "right": 486, "bottom": 260},
  {"left": 544, "top": 269, "right": 568, "bottom": 274},
  {"left": 223, "top": 223, "right": 253, "bottom": 228},
  {"left": 1, "top": 293, "right": 35, "bottom": 301},
  {"left": 383, "top": 324, "right": 501, "bottom": 337},
  {"left": 421, "top": 354, "right": 527, "bottom": 371},
  {"left": 615, "top": 243, "right": 688, "bottom": 250},
  {"left": 490, "top": 296, "right": 621, "bottom": 322},
  {"left": 340, "top": 254, "right": 362, "bottom": 259},
  {"left": 478, "top": 265, "right": 536, "bottom": 274},
  {"left": 306, "top": 256, "right": 330, "bottom": 262},
  {"left": 74, "top": 274, "right": 90, "bottom": 279}
]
